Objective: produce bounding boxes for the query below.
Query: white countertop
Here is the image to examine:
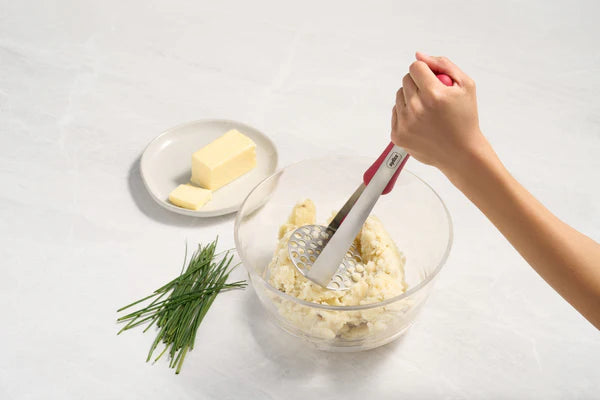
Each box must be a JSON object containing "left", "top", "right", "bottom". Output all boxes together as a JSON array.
[{"left": 1, "top": 0, "right": 599, "bottom": 398}]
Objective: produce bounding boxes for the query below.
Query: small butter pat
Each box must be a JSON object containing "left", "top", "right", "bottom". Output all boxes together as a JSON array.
[
  {"left": 190, "top": 129, "right": 256, "bottom": 190},
  {"left": 168, "top": 184, "right": 212, "bottom": 210}
]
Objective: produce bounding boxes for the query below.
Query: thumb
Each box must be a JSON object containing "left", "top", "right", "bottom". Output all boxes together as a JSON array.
[{"left": 415, "top": 52, "right": 466, "bottom": 85}]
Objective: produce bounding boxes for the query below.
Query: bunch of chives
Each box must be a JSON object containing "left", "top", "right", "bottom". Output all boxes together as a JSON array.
[{"left": 117, "top": 238, "right": 246, "bottom": 373}]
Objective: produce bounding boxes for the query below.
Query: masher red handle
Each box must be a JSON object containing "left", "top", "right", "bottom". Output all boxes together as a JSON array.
[{"left": 363, "top": 73, "right": 453, "bottom": 194}]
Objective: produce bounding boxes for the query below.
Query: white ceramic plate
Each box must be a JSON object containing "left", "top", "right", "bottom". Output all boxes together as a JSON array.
[{"left": 140, "top": 119, "right": 278, "bottom": 217}]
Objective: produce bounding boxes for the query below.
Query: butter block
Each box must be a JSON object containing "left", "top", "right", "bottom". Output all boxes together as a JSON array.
[
  {"left": 168, "top": 184, "right": 212, "bottom": 210},
  {"left": 190, "top": 129, "right": 256, "bottom": 190}
]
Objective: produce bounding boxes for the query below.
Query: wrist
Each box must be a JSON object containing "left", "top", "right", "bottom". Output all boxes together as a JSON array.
[{"left": 440, "top": 134, "right": 504, "bottom": 190}]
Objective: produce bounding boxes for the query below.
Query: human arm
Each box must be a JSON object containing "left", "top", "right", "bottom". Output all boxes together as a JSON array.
[{"left": 392, "top": 52, "right": 600, "bottom": 328}]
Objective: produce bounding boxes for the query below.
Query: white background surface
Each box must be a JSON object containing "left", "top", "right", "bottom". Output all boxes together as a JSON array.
[{"left": 1, "top": 0, "right": 599, "bottom": 398}]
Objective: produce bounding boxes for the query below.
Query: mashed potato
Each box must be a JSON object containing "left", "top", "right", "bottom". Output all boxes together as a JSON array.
[{"left": 265, "top": 199, "right": 409, "bottom": 340}]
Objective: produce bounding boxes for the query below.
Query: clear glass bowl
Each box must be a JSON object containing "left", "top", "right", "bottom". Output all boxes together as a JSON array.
[{"left": 234, "top": 157, "right": 453, "bottom": 351}]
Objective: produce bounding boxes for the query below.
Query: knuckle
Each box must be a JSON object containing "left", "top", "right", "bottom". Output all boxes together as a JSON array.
[
  {"left": 408, "top": 97, "right": 421, "bottom": 111},
  {"left": 409, "top": 61, "right": 421, "bottom": 73},
  {"left": 398, "top": 105, "right": 410, "bottom": 119},
  {"left": 395, "top": 88, "right": 404, "bottom": 103},
  {"left": 413, "top": 108, "right": 425, "bottom": 120},
  {"left": 423, "top": 89, "right": 443, "bottom": 107},
  {"left": 430, "top": 89, "right": 444, "bottom": 102},
  {"left": 466, "top": 77, "right": 476, "bottom": 89}
]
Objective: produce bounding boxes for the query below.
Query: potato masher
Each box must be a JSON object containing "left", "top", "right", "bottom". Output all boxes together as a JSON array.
[{"left": 288, "top": 73, "right": 453, "bottom": 290}]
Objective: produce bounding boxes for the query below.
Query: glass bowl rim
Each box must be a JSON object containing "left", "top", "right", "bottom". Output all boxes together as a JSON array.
[{"left": 234, "top": 156, "right": 454, "bottom": 311}]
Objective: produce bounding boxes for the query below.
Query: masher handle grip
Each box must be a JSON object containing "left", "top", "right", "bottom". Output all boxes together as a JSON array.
[{"left": 363, "top": 73, "right": 453, "bottom": 194}]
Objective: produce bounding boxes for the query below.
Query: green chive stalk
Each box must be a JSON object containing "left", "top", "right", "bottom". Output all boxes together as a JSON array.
[{"left": 117, "top": 238, "right": 247, "bottom": 374}]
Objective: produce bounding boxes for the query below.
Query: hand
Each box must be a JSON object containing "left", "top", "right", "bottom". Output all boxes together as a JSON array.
[
  {"left": 391, "top": 52, "right": 487, "bottom": 177},
  {"left": 393, "top": 54, "right": 600, "bottom": 329}
]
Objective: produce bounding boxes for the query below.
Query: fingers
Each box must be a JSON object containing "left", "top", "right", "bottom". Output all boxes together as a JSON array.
[
  {"left": 396, "top": 87, "right": 406, "bottom": 107},
  {"left": 390, "top": 105, "right": 409, "bottom": 147},
  {"left": 408, "top": 61, "right": 441, "bottom": 91},
  {"left": 402, "top": 73, "right": 418, "bottom": 103},
  {"left": 415, "top": 52, "right": 466, "bottom": 85}
]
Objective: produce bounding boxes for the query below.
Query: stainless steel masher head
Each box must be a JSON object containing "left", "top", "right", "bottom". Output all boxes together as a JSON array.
[{"left": 287, "top": 224, "right": 364, "bottom": 290}]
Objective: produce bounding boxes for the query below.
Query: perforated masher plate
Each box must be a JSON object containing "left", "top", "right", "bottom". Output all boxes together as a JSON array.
[{"left": 287, "top": 224, "right": 365, "bottom": 290}]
